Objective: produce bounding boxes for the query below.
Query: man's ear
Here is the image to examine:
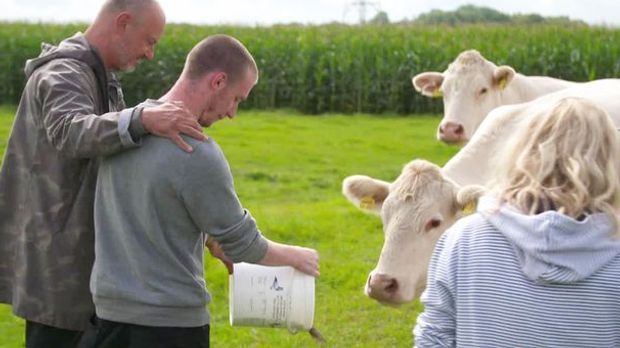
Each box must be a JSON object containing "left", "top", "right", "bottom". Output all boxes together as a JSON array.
[
  {"left": 210, "top": 72, "right": 228, "bottom": 90},
  {"left": 115, "top": 12, "right": 132, "bottom": 32}
]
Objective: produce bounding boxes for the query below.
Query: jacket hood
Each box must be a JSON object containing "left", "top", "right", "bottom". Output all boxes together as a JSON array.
[
  {"left": 478, "top": 195, "right": 620, "bottom": 284},
  {"left": 24, "top": 32, "right": 90, "bottom": 78}
]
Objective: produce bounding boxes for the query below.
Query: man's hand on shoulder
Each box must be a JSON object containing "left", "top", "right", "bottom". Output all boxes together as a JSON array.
[{"left": 141, "top": 101, "right": 207, "bottom": 152}]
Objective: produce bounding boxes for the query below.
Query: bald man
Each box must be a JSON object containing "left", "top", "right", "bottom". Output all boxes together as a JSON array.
[{"left": 0, "top": 1, "right": 206, "bottom": 347}]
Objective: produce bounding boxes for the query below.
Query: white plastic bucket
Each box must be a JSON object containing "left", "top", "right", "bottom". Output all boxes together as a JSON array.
[{"left": 229, "top": 262, "right": 315, "bottom": 332}]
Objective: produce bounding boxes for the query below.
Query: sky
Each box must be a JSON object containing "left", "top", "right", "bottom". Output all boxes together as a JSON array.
[{"left": 2, "top": 0, "right": 620, "bottom": 26}]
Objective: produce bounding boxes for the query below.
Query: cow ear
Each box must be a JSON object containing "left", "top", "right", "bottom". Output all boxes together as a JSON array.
[
  {"left": 342, "top": 175, "right": 390, "bottom": 215},
  {"left": 456, "top": 185, "right": 487, "bottom": 215},
  {"left": 412, "top": 72, "right": 444, "bottom": 98},
  {"left": 493, "top": 66, "right": 515, "bottom": 91}
]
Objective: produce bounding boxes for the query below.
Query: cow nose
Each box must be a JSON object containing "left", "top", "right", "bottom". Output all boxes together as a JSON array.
[
  {"left": 438, "top": 121, "right": 464, "bottom": 142},
  {"left": 366, "top": 273, "right": 399, "bottom": 302}
]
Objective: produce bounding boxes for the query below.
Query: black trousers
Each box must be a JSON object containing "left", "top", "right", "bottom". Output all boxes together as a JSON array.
[
  {"left": 78, "top": 317, "right": 210, "bottom": 348},
  {"left": 26, "top": 321, "right": 84, "bottom": 348}
]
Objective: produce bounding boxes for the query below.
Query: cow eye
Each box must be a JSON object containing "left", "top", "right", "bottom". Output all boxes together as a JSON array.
[
  {"left": 479, "top": 87, "right": 488, "bottom": 95},
  {"left": 424, "top": 218, "right": 442, "bottom": 232}
]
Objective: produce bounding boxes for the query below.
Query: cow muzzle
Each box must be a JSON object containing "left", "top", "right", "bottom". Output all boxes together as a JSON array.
[
  {"left": 438, "top": 121, "right": 465, "bottom": 143},
  {"left": 366, "top": 272, "right": 399, "bottom": 303}
]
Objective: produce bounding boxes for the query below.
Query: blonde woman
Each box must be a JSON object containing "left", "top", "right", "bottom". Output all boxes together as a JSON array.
[{"left": 414, "top": 97, "right": 620, "bottom": 348}]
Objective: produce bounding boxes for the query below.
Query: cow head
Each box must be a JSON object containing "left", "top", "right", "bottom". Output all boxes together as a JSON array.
[
  {"left": 412, "top": 50, "right": 515, "bottom": 144},
  {"left": 343, "top": 160, "right": 484, "bottom": 305}
]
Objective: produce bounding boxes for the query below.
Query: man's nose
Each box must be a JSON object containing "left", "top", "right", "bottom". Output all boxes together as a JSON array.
[
  {"left": 144, "top": 48, "right": 155, "bottom": 61},
  {"left": 227, "top": 107, "right": 238, "bottom": 119}
]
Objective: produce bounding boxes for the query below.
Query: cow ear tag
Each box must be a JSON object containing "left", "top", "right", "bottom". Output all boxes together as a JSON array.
[
  {"left": 360, "top": 196, "right": 375, "bottom": 210},
  {"left": 432, "top": 87, "right": 443, "bottom": 98},
  {"left": 498, "top": 78, "right": 507, "bottom": 91},
  {"left": 462, "top": 201, "right": 476, "bottom": 215}
]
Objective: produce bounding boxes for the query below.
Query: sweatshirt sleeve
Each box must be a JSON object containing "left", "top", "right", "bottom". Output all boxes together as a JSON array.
[
  {"left": 36, "top": 59, "right": 139, "bottom": 158},
  {"left": 414, "top": 229, "right": 459, "bottom": 348},
  {"left": 179, "top": 139, "right": 268, "bottom": 263}
]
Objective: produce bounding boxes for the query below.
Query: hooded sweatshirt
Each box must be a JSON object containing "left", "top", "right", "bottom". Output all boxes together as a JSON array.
[
  {"left": 414, "top": 195, "right": 620, "bottom": 348},
  {"left": 0, "top": 33, "right": 143, "bottom": 330}
]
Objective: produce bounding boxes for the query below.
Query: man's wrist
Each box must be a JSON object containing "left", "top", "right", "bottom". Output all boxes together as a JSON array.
[{"left": 128, "top": 106, "right": 148, "bottom": 139}]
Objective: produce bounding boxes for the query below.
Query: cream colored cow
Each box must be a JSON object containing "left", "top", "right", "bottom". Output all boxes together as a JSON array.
[
  {"left": 343, "top": 161, "right": 474, "bottom": 304},
  {"left": 413, "top": 50, "right": 580, "bottom": 144},
  {"left": 345, "top": 82, "right": 620, "bottom": 305}
]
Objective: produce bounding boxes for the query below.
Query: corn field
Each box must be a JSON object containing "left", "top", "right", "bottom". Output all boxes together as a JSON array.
[{"left": 1, "top": 22, "right": 620, "bottom": 114}]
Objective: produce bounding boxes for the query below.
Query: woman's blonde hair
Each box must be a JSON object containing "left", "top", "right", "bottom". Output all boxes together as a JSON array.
[{"left": 492, "top": 97, "right": 620, "bottom": 236}]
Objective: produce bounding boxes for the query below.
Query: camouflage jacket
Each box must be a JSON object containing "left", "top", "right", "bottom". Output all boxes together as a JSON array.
[{"left": 0, "top": 33, "right": 142, "bottom": 330}]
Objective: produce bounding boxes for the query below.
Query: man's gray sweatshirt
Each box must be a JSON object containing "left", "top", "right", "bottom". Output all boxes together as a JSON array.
[{"left": 91, "top": 100, "right": 268, "bottom": 327}]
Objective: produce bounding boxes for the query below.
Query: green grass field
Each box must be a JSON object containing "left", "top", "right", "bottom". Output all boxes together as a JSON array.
[{"left": 0, "top": 106, "right": 459, "bottom": 347}]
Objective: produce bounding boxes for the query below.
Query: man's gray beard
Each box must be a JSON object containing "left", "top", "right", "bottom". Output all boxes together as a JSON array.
[
  {"left": 116, "top": 43, "right": 137, "bottom": 73},
  {"left": 122, "top": 64, "right": 136, "bottom": 73}
]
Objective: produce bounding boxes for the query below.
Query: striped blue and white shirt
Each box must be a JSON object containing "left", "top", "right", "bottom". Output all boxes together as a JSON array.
[{"left": 414, "top": 196, "right": 620, "bottom": 348}]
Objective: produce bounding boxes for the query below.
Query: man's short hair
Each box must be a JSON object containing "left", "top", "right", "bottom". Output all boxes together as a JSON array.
[
  {"left": 102, "top": 0, "right": 156, "bottom": 13},
  {"left": 184, "top": 34, "right": 258, "bottom": 84}
]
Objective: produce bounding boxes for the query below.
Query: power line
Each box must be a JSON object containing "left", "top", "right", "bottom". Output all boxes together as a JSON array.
[{"left": 343, "top": 0, "right": 381, "bottom": 24}]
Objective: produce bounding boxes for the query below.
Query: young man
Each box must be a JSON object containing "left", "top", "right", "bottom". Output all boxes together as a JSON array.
[
  {"left": 0, "top": 1, "right": 205, "bottom": 346},
  {"left": 80, "top": 35, "right": 319, "bottom": 348}
]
